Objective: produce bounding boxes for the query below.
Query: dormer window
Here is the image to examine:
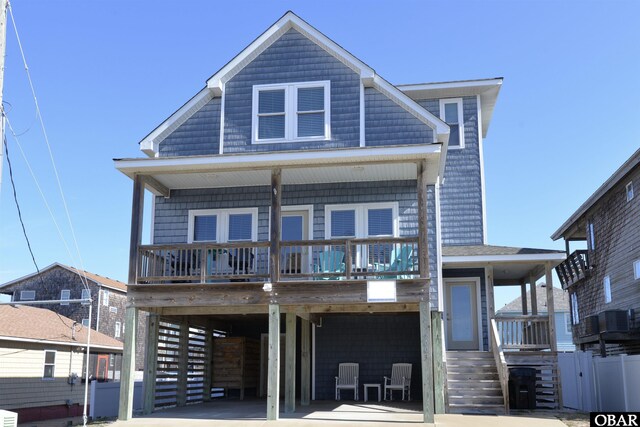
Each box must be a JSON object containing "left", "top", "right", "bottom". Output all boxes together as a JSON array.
[
  {"left": 439, "top": 98, "right": 464, "bottom": 149},
  {"left": 252, "top": 81, "right": 330, "bottom": 143}
]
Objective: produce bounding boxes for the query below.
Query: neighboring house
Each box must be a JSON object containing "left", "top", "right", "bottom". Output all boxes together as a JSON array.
[
  {"left": 114, "top": 12, "right": 566, "bottom": 419},
  {"left": 0, "top": 305, "right": 123, "bottom": 424},
  {"left": 497, "top": 284, "right": 575, "bottom": 351},
  {"left": 552, "top": 148, "right": 640, "bottom": 356},
  {"left": 0, "top": 263, "right": 145, "bottom": 369}
]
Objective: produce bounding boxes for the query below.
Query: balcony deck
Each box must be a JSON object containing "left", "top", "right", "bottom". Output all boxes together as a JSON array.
[{"left": 555, "top": 250, "right": 591, "bottom": 289}]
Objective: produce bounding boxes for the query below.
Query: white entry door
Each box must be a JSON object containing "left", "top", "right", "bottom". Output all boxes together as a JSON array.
[{"left": 445, "top": 279, "right": 480, "bottom": 350}]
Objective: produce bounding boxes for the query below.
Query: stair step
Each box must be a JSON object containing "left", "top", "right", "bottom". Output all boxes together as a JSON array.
[{"left": 447, "top": 373, "right": 499, "bottom": 381}]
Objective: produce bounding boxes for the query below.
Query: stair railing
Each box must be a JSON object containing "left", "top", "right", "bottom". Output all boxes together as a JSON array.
[{"left": 490, "top": 318, "right": 510, "bottom": 414}]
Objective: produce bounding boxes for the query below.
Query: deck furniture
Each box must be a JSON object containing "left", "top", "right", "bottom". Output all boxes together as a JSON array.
[
  {"left": 374, "top": 245, "right": 414, "bottom": 279},
  {"left": 335, "top": 362, "right": 359, "bottom": 401},
  {"left": 314, "top": 250, "right": 345, "bottom": 280},
  {"left": 363, "top": 383, "right": 381, "bottom": 402},
  {"left": 384, "top": 363, "right": 412, "bottom": 401}
]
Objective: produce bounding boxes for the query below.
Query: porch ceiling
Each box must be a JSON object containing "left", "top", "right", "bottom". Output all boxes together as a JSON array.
[{"left": 114, "top": 144, "right": 442, "bottom": 194}]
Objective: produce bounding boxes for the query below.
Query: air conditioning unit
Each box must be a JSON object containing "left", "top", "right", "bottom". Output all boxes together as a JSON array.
[
  {"left": 0, "top": 410, "right": 18, "bottom": 427},
  {"left": 584, "top": 315, "right": 599, "bottom": 336},
  {"left": 599, "top": 310, "right": 629, "bottom": 333}
]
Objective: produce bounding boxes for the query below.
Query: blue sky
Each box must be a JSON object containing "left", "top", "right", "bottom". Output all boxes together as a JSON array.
[{"left": 0, "top": 0, "right": 638, "bottom": 309}]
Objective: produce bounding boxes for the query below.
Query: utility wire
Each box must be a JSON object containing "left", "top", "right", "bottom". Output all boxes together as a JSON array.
[
  {"left": 3, "top": 134, "right": 39, "bottom": 274},
  {"left": 3, "top": 113, "right": 90, "bottom": 292},
  {"left": 7, "top": 2, "right": 91, "bottom": 291},
  {"left": 7, "top": 1, "right": 91, "bottom": 290}
]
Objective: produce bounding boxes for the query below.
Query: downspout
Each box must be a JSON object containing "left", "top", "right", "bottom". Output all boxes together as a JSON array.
[{"left": 95, "top": 285, "right": 101, "bottom": 333}]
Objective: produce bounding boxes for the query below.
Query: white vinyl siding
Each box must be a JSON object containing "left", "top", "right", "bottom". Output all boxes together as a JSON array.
[
  {"left": 188, "top": 208, "right": 258, "bottom": 243},
  {"left": 20, "top": 290, "right": 35, "bottom": 301},
  {"left": 60, "top": 290, "right": 70, "bottom": 305},
  {"left": 252, "top": 81, "right": 330, "bottom": 143},
  {"left": 439, "top": 98, "right": 464, "bottom": 149},
  {"left": 603, "top": 275, "right": 612, "bottom": 303}
]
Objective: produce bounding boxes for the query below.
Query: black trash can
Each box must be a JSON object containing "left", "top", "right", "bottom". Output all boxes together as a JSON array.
[{"left": 508, "top": 367, "right": 536, "bottom": 409}]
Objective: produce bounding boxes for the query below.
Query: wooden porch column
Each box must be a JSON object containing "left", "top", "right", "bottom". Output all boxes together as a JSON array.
[
  {"left": 177, "top": 320, "right": 189, "bottom": 406},
  {"left": 485, "top": 266, "right": 495, "bottom": 350},
  {"left": 285, "top": 313, "right": 297, "bottom": 413},
  {"left": 142, "top": 313, "right": 159, "bottom": 415},
  {"left": 119, "top": 174, "right": 145, "bottom": 421},
  {"left": 300, "top": 318, "right": 311, "bottom": 406},
  {"left": 202, "top": 323, "right": 214, "bottom": 402},
  {"left": 431, "top": 311, "right": 445, "bottom": 414},
  {"left": 417, "top": 160, "right": 434, "bottom": 424},
  {"left": 520, "top": 282, "right": 528, "bottom": 315},
  {"left": 267, "top": 304, "right": 281, "bottom": 420},
  {"left": 529, "top": 273, "right": 538, "bottom": 315},
  {"left": 270, "top": 169, "right": 282, "bottom": 285}
]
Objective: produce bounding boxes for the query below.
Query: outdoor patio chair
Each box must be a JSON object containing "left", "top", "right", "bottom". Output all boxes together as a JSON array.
[
  {"left": 314, "top": 250, "right": 345, "bottom": 280},
  {"left": 374, "top": 245, "right": 414, "bottom": 279},
  {"left": 384, "top": 363, "right": 412, "bottom": 401},
  {"left": 335, "top": 362, "right": 359, "bottom": 401}
]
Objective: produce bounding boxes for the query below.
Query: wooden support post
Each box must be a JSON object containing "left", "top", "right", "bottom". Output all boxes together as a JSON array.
[
  {"left": 177, "top": 321, "right": 189, "bottom": 406},
  {"left": 142, "top": 313, "right": 159, "bottom": 415},
  {"left": 521, "top": 282, "right": 528, "bottom": 315},
  {"left": 431, "top": 311, "right": 445, "bottom": 414},
  {"left": 300, "top": 318, "right": 311, "bottom": 406},
  {"left": 267, "top": 304, "right": 281, "bottom": 420},
  {"left": 486, "top": 266, "right": 495, "bottom": 351},
  {"left": 270, "top": 169, "right": 282, "bottom": 285},
  {"left": 530, "top": 273, "right": 538, "bottom": 315},
  {"left": 119, "top": 175, "right": 144, "bottom": 421},
  {"left": 417, "top": 160, "right": 431, "bottom": 281},
  {"left": 203, "top": 324, "right": 214, "bottom": 402},
  {"left": 420, "top": 301, "right": 434, "bottom": 424},
  {"left": 545, "top": 263, "right": 563, "bottom": 409},
  {"left": 118, "top": 307, "right": 138, "bottom": 420},
  {"left": 285, "top": 313, "right": 296, "bottom": 413}
]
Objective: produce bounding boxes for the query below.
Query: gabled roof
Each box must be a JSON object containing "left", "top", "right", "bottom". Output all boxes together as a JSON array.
[
  {"left": 497, "top": 284, "right": 570, "bottom": 314},
  {"left": 551, "top": 147, "right": 640, "bottom": 241},
  {"left": 139, "top": 11, "right": 449, "bottom": 157},
  {"left": 0, "top": 263, "right": 127, "bottom": 293},
  {"left": 0, "top": 305, "right": 123, "bottom": 351}
]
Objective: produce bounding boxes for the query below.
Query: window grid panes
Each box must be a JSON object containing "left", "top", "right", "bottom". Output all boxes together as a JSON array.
[
  {"left": 228, "top": 214, "right": 253, "bottom": 241},
  {"left": 258, "top": 89, "right": 286, "bottom": 140},
  {"left": 60, "top": 290, "right": 70, "bottom": 305},
  {"left": 81, "top": 289, "right": 90, "bottom": 305},
  {"left": 194, "top": 215, "right": 217, "bottom": 242},
  {"left": 442, "top": 101, "right": 462, "bottom": 147},
  {"left": 43, "top": 351, "right": 55, "bottom": 379},
  {"left": 297, "top": 87, "right": 325, "bottom": 137},
  {"left": 331, "top": 210, "right": 356, "bottom": 237}
]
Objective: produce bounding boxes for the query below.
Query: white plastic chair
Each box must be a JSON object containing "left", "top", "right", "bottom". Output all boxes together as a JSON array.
[
  {"left": 384, "top": 363, "right": 412, "bottom": 401},
  {"left": 335, "top": 362, "right": 359, "bottom": 401}
]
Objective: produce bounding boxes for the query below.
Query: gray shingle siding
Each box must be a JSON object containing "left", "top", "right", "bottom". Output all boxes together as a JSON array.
[
  {"left": 223, "top": 29, "right": 360, "bottom": 153},
  {"left": 154, "top": 180, "right": 439, "bottom": 307},
  {"left": 158, "top": 97, "right": 221, "bottom": 157},
  {"left": 365, "top": 88, "right": 434, "bottom": 146},
  {"left": 418, "top": 96, "right": 484, "bottom": 246}
]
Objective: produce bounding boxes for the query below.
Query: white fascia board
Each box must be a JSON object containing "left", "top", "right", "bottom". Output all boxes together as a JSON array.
[
  {"left": 206, "top": 12, "right": 374, "bottom": 90},
  {"left": 397, "top": 78, "right": 503, "bottom": 93},
  {"left": 0, "top": 335, "right": 123, "bottom": 352},
  {"left": 139, "top": 88, "right": 214, "bottom": 157},
  {"left": 115, "top": 144, "right": 442, "bottom": 176},
  {"left": 443, "top": 253, "right": 566, "bottom": 264}
]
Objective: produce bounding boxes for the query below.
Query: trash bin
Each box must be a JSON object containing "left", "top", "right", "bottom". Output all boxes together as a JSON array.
[{"left": 508, "top": 367, "right": 536, "bottom": 409}]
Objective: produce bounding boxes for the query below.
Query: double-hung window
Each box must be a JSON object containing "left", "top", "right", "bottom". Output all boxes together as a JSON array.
[
  {"left": 325, "top": 203, "right": 399, "bottom": 266},
  {"left": 188, "top": 208, "right": 258, "bottom": 243},
  {"left": 43, "top": 350, "right": 56, "bottom": 379},
  {"left": 253, "top": 81, "right": 330, "bottom": 143},
  {"left": 440, "top": 98, "right": 464, "bottom": 149},
  {"left": 81, "top": 289, "right": 91, "bottom": 305},
  {"left": 60, "top": 290, "right": 70, "bottom": 305}
]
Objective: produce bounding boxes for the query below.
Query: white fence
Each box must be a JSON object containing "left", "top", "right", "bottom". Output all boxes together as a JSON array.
[
  {"left": 560, "top": 351, "right": 640, "bottom": 412},
  {"left": 90, "top": 380, "right": 143, "bottom": 419}
]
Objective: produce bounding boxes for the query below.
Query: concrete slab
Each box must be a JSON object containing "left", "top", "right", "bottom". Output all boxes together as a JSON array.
[{"left": 108, "top": 399, "right": 569, "bottom": 427}]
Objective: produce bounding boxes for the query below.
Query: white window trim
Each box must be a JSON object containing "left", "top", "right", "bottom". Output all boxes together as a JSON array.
[
  {"left": 82, "top": 318, "right": 90, "bottom": 327},
  {"left": 634, "top": 260, "right": 640, "bottom": 280},
  {"left": 603, "top": 275, "right": 612, "bottom": 304},
  {"left": 439, "top": 97, "right": 464, "bottom": 149},
  {"left": 187, "top": 208, "right": 259, "bottom": 243},
  {"left": 626, "top": 181, "right": 634, "bottom": 202},
  {"left": 102, "top": 289, "right": 110, "bottom": 306},
  {"left": 564, "top": 313, "right": 572, "bottom": 334},
  {"left": 588, "top": 222, "right": 595, "bottom": 251},
  {"left": 252, "top": 80, "right": 331, "bottom": 144},
  {"left": 81, "top": 289, "right": 91, "bottom": 305},
  {"left": 115, "top": 321, "right": 121, "bottom": 338},
  {"left": 43, "top": 349, "right": 56, "bottom": 380},
  {"left": 324, "top": 202, "right": 400, "bottom": 240},
  {"left": 571, "top": 293, "right": 580, "bottom": 325},
  {"left": 20, "top": 290, "right": 35, "bottom": 301},
  {"left": 60, "top": 289, "right": 70, "bottom": 306}
]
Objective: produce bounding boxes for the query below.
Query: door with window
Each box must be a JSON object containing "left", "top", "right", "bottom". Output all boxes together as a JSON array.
[
  {"left": 281, "top": 209, "right": 311, "bottom": 275},
  {"left": 445, "top": 279, "right": 480, "bottom": 350}
]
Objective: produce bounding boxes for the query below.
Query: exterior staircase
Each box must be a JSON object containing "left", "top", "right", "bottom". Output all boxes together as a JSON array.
[{"left": 446, "top": 351, "right": 506, "bottom": 414}]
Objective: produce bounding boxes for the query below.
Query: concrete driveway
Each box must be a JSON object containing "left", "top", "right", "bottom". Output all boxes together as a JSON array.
[{"left": 108, "top": 399, "right": 569, "bottom": 427}]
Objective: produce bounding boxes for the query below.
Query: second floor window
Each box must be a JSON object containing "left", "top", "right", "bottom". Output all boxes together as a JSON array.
[
  {"left": 103, "top": 290, "right": 110, "bottom": 306},
  {"left": 440, "top": 98, "right": 464, "bottom": 149},
  {"left": 571, "top": 293, "right": 580, "bottom": 324},
  {"left": 60, "top": 290, "right": 70, "bottom": 305},
  {"left": 588, "top": 222, "right": 595, "bottom": 251},
  {"left": 253, "top": 81, "right": 330, "bottom": 143},
  {"left": 81, "top": 289, "right": 91, "bottom": 305},
  {"left": 188, "top": 208, "right": 258, "bottom": 243},
  {"left": 115, "top": 321, "right": 121, "bottom": 338},
  {"left": 603, "top": 275, "right": 612, "bottom": 303},
  {"left": 20, "top": 290, "right": 35, "bottom": 301},
  {"left": 627, "top": 181, "right": 634, "bottom": 202}
]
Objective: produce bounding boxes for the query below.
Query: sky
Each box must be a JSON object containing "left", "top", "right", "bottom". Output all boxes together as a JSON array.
[{"left": 0, "top": 0, "right": 638, "bottom": 310}]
